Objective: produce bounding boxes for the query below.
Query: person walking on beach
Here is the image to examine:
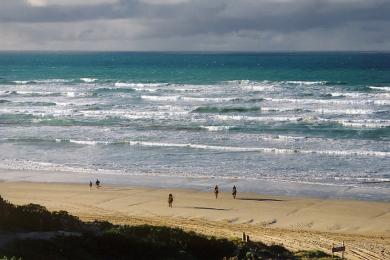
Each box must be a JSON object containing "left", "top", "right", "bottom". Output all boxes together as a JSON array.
[
  {"left": 214, "top": 185, "right": 219, "bottom": 199},
  {"left": 89, "top": 181, "right": 93, "bottom": 189},
  {"left": 168, "top": 193, "right": 174, "bottom": 207},
  {"left": 95, "top": 179, "right": 101, "bottom": 188},
  {"left": 232, "top": 185, "right": 237, "bottom": 199}
]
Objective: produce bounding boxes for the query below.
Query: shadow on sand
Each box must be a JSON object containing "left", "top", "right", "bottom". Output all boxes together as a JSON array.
[
  {"left": 182, "top": 206, "right": 230, "bottom": 211},
  {"left": 236, "top": 198, "right": 285, "bottom": 202}
]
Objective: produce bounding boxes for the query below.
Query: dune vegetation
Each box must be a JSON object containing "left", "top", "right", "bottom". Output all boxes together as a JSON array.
[{"left": 0, "top": 196, "right": 334, "bottom": 259}]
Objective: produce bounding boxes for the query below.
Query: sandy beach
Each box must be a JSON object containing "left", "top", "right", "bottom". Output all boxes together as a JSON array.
[{"left": 0, "top": 180, "right": 389, "bottom": 260}]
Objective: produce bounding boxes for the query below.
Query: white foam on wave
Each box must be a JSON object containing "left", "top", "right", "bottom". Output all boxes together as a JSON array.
[
  {"left": 0, "top": 89, "right": 89, "bottom": 98},
  {"left": 126, "top": 141, "right": 390, "bottom": 157},
  {"left": 64, "top": 91, "right": 91, "bottom": 97},
  {"left": 314, "top": 108, "right": 375, "bottom": 115},
  {"left": 35, "top": 79, "right": 72, "bottom": 84},
  {"left": 115, "top": 83, "right": 202, "bottom": 93},
  {"left": 66, "top": 92, "right": 76, "bottom": 97},
  {"left": 0, "top": 158, "right": 122, "bottom": 175},
  {"left": 241, "top": 85, "right": 276, "bottom": 92},
  {"left": 333, "top": 119, "right": 390, "bottom": 128},
  {"left": 213, "top": 114, "right": 390, "bottom": 128},
  {"left": 328, "top": 92, "right": 345, "bottom": 97},
  {"left": 284, "top": 81, "right": 327, "bottom": 85},
  {"left": 259, "top": 107, "right": 280, "bottom": 112},
  {"left": 114, "top": 82, "right": 132, "bottom": 88},
  {"left": 181, "top": 96, "right": 237, "bottom": 102},
  {"left": 12, "top": 80, "right": 30, "bottom": 85},
  {"left": 225, "top": 80, "right": 257, "bottom": 85},
  {"left": 264, "top": 97, "right": 390, "bottom": 106},
  {"left": 373, "top": 100, "right": 390, "bottom": 105},
  {"left": 1, "top": 105, "right": 77, "bottom": 119},
  {"left": 115, "top": 82, "right": 166, "bottom": 88},
  {"left": 214, "top": 114, "right": 302, "bottom": 122},
  {"left": 200, "top": 125, "right": 233, "bottom": 131},
  {"left": 69, "top": 139, "right": 108, "bottom": 145},
  {"left": 258, "top": 106, "right": 308, "bottom": 113},
  {"left": 81, "top": 109, "right": 189, "bottom": 120},
  {"left": 226, "top": 80, "right": 277, "bottom": 92},
  {"left": 127, "top": 141, "right": 295, "bottom": 153},
  {"left": 369, "top": 86, "right": 390, "bottom": 92},
  {"left": 132, "top": 87, "right": 158, "bottom": 92},
  {"left": 80, "top": 78, "right": 97, "bottom": 83},
  {"left": 261, "top": 135, "right": 308, "bottom": 142},
  {"left": 140, "top": 95, "right": 180, "bottom": 102},
  {"left": 310, "top": 149, "right": 390, "bottom": 157},
  {"left": 377, "top": 93, "right": 390, "bottom": 98},
  {"left": 334, "top": 176, "right": 390, "bottom": 183},
  {"left": 141, "top": 95, "right": 237, "bottom": 103},
  {"left": 329, "top": 92, "right": 364, "bottom": 98},
  {"left": 16, "top": 90, "right": 58, "bottom": 96},
  {"left": 226, "top": 79, "right": 327, "bottom": 87},
  {"left": 0, "top": 90, "right": 58, "bottom": 97}
]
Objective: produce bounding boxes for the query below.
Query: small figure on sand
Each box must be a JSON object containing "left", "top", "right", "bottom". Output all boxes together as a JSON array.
[
  {"left": 95, "top": 179, "right": 101, "bottom": 188},
  {"left": 89, "top": 181, "right": 93, "bottom": 189},
  {"left": 168, "top": 193, "right": 174, "bottom": 207},
  {"left": 232, "top": 185, "right": 237, "bottom": 199},
  {"left": 214, "top": 185, "right": 219, "bottom": 199}
]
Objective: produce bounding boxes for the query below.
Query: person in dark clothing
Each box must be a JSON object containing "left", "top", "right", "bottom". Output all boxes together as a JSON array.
[
  {"left": 214, "top": 185, "right": 219, "bottom": 199},
  {"left": 89, "top": 181, "right": 93, "bottom": 189},
  {"left": 232, "top": 185, "right": 237, "bottom": 199},
  {"left": 168, "top": 193, "right": 174, "bottom": 207},
  {"left": 95, "top": 179, "right": 101, "bottom": 188}
]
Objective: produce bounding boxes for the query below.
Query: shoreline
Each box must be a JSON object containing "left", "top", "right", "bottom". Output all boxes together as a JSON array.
[
  {"left": 0, "top": 180, "right": 389, "bottom": 260},
  {"left": 0, "top": 168, "right": 389, "bottom": 202}
]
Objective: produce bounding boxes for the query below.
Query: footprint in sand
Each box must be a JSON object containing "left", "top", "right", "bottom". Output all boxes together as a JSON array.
[
  {"left": 245, "top": 219, "right": 254, "bottom": 224},
  {"left": 260, "top": 219, "right": 277, "bottom": 226},
  {"left": 227, "top": 217, "right": 239, "bottom": 223}
]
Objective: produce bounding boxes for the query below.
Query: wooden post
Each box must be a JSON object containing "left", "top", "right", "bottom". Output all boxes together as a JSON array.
[
  {"left": 242, "top": 232, "right": 246, "bottom": 242},
  {"left": 332, "top": 243, "right": 334, "bottom": 258},
  {"left": 332, "top": 241, "right": 345, "bottom": 259},
  {"left": 246, "top": 235, "right": 250, "bottom": 242}
]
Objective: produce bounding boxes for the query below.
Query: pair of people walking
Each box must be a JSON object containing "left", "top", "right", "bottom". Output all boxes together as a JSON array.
[
  {"left": 214, "top": 185, "right": 237, "bottom": 199},
  {"left": 89, "top": 179, "right": 101, "bottom": 189}
]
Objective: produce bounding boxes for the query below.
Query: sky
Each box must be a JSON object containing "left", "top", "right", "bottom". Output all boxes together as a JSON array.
[{"left": 1, "top": 0, "right": 390, "bottom": 51}]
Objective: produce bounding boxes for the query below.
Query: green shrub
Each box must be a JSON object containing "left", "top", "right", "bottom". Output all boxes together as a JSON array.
[
  {"left": 0, "top": 196, "right": 82, "bottom": 232},
  {"left": 0, "top": 196, "right": 332, "bottom": 259}
]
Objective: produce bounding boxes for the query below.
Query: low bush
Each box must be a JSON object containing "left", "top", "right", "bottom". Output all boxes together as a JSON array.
[
  {"left": 0, "top": 196, "right": 334, "bottom": 259},
  {"left": 0, "top": 196, "right": 82, "bottom": 232}
]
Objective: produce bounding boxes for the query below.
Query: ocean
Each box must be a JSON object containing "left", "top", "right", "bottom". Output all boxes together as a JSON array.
[{"left": 0, "top": 52, "right": 389, "bottom": 200}]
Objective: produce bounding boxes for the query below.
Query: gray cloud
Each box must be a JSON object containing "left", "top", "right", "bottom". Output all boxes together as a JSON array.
[{"left": 0, "top": 0, "right": 389, "bottom": 50}]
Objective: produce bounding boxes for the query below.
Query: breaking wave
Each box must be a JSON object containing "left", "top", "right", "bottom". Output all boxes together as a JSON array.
[{"left": 192, "top": 106, "right": 260, "bottom": 113}]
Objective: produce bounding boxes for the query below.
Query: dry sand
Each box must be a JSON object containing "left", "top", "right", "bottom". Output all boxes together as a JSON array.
[{"left": 0, "top": 181, "right": 389, "bottom": 260}]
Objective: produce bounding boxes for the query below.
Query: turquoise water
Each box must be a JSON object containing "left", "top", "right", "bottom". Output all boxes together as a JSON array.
[{"left": 0, "top": 52, "right": 389, "bottom": 199}]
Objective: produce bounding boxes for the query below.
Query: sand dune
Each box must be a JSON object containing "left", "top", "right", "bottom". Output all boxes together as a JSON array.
[{"left": 0, "top": 181, "right": 389, "bottom": 260}]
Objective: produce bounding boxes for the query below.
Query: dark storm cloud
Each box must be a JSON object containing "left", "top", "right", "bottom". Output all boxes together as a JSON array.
[
  {"left": 0, "top": 0, "right": 389, "bottom": 50},
  {"left": 2, "top": 0, "right": 390, "bottom": 30},
  {"left": 0, "top": 0, "right": 141, "bottom": 23}
]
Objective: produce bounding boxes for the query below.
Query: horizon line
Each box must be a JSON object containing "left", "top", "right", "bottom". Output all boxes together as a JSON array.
[{"left": 0, "top": 50, "right": 390, "bottom": 53}]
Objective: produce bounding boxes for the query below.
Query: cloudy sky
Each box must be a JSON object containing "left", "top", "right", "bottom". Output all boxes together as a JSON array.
[{"left": 1, "top": 0, "right": 389, "bottom": 51}]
